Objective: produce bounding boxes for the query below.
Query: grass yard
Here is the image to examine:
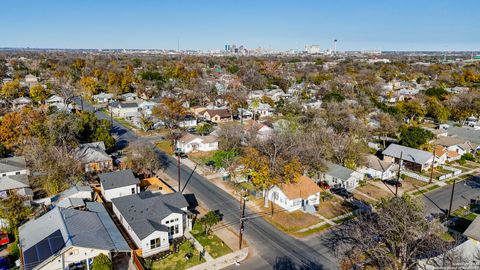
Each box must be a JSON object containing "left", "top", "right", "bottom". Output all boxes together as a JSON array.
[
  {"left": 294, "top": 223, "right": 332, "bottom": 237},
  {"left": 188, "top": 151, "right": 216, "bottom": 165},
  {"left": 356, "top": 183, "right": 394, "bottom": 200},
  {"left": 353, "top": 192, "right": 377, "bottom": 204},
  {"left": 150, "top": 241, "right": 205, "bottom": 270},
  {"left": 317, "top": 196, "right": 356, "bottom": 219},
  {"left": 190, "top": 222, "right": 233, "bottom": 258},
  {"left": 156, "top": 140, "right": 174, "bottom": 155},
  {"left": 411, "top": 184, "right": 440, "bottom": 196}
]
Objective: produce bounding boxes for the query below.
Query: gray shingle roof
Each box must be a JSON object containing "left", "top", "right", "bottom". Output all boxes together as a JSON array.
[
  {"left": 464, "top": 216, "right": 480, "bottom": 241},
  {"left": 111, "top": 191, "right": 188, "bottom": 240},
  {"left": 0, "top": 156, "right": 27, "bottom": 174},
  {"left": 99, "top": 170, "right": 139, "bottom": 190},
  {"left": 382, "top": 144, "right": 432, "bottom": 165},
  {"left": 0, "top": 174, "right": 29, "bottom": 191},
  {"left": 326, "top": 162, "right": 355, "bottom": 181},
  {"left": 75, "top": 142, "right": 111, "bottom": 164}
]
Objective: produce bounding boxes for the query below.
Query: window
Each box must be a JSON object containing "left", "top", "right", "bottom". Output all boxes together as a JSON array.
[
  {"left": 131, "top": 187, "right": 135, "bottom": 194},
  {"left": 166, "top": 220, "right": 170, "bottom": 224},
  {"left": 16, "top": 172, "right": 20, "bottom": 175},
  {"left": 175, "top": 224, "right": 179, "bottom": 234},
  {"left": 170, "top": 226, "right": 175, "bottom": 235},
  {"left": 150, "top": 238, "right": 161, "bottom": 249}
]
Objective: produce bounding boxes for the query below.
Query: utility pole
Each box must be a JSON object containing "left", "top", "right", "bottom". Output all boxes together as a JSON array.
[
  {"left": 110, "top": 107, "right": 113, "bottom": 126},
  {"left": 447, "top": 178, "right": 456, "bottom": 217},
  {"left": 395, "top": 151, "right": 403, "bottom": 197},
  {"left": 429, "top": 146, "right": 436, "bottom": 184},
  {"left": 80, "top": 96, "right": 84, "bottom": 111},
  {"left": 239, "top": 192, "right": 246, "bottom": 250}
]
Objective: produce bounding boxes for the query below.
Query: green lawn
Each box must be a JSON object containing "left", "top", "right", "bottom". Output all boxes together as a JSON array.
[
  {"left": 149, "top": 241, "right": 205, "bottom": 270},
  {"left": 294, "top": 223, "right": 332, "bottom": 237},
  {"left": 190, "top": 222, "right": 233, "bottom": 258},
  {"left": 411, "top": 184, "right": 440, "bottom": 196},
  {"left": 156, "top": 140, "right": 174, "bottom": 155}
]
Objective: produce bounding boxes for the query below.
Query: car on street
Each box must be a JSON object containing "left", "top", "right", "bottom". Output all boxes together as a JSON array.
[
  {"left": 174, "top": 151, "right": 188, "bottom": 159},
  {"left": 383, "top": 179, "right": 402, "bottom": 187}
]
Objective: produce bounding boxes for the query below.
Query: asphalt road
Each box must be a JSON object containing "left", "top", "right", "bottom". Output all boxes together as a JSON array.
[
  {"left": 77, "top": 98, "right": 338, "bottom": 270},
  {"left": 422, "top": 175, "right": 480, "bottom": 215}
]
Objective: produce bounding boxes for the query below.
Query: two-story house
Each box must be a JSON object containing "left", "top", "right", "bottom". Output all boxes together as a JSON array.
[
  {"left": 111, "top": 191, "right": 191, "bottom": 257},
  {"left": 99, "top": 170, "right": 140, "bottom": 202}
]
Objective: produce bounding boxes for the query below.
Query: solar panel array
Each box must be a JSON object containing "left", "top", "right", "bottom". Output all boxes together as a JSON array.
[{"left": 23, "top": 229, "right": 65, "bottom": 270}]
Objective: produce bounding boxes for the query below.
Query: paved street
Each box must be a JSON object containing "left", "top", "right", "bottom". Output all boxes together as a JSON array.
[
  {"left": 77, "top": 98, "right": 338, "bottom": 270},
  {"left": 422, "top": 175, "right": 480, "bottom": 215}
]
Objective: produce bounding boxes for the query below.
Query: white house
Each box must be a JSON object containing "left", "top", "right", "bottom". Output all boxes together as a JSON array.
[
  {"left": 19, "top": 203, "right": 130, "bottom": 270},
  {"left": 99, "top": 170, "right": 140, "bottom": 202},
  {"left": 109, "top": 102, "right": 140, "bottom": 119},
  {"left": 178, "top": 115, "right": 198, "bottom": 128},
  {"left": 244, "top": 121, "right": 274, "bottom": 141},
  {"left": 359, "top": 155, "right": 398, "bottom": 180},
  {"left": 50, "top": 185, "right": 92, "bottom": 209},
  {"left": 121, "top": 92, "right": 137, "bottom": 101},
  {"left": 0, "top": 156, "right": 32, "bottom": 200},
  {"left": 267, "top": 176, "right": 322, "bottom": 212},
  {"left": 138, "top": 100, "right": 158, "bottom": 116},
  {"left": 45, "top": 95, "right": 70, "bottom": 111},
  {"left": 92, "top": 92, "right": 113, "bottom": 103},
  {"left": 320, "top": 162, "right": 364, "bottom": 191},
  {"left": 176, "top": 133, "right": 219, "bottom": 153},
  {"left": 111, "top": 191, "right": 191, "bottom": 257},
  {"left": 12, "top": 96, "right": 32, "bottom": 110},
  {"left": 24, "top": 74, "right": 38, "bottom": 86}
]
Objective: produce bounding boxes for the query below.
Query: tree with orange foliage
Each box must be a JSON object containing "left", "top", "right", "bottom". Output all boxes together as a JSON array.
[{"left": 152, "top": 97, "right": 188, "bottom": 128}]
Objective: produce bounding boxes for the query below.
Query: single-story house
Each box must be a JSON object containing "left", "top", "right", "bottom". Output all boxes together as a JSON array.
[
  {"left": 12, "top": 96, "right": 32, "bottom": 110},
  {"left": 75, "top": 142, "right": 113, "bottom": 173},
  {"left": 319, "top": 162, "right": 364, "bottom": 191},
  {"left": 109, "top": 102, "right": 140, "bottom": 119},
  {"left": 121, "top": 92, "right": 137, "bottom": 101},
  {"left": 254, "top": 103, "right": 275, "bottom": 118},
  {"left": 382, "top": 143, "right": 437, "bottom": 172},
  {"left": 138, "top": 100, "right": 158, "bottom": 116},
  {"left": 24, "top": 74, "right": 38, "bottom": 86},
  {"left": 198, "top": 108, "right": 231, "bottom": 123},
  {"left": 0, "top": 156, "right": 32, "bottom": 199},
  {"left": 359, "top": 154, "right": 399, "bottom": 180},
  {"left": 178, "top": 115, "right": 198, "bottom": 128},
  {"left": 176, "top": 133, "right": 219, "bottom": 153},
  {"left": 99, "top": 169, "right": 140, "bottom": 202},
  {"left": 244, "top": 121, "right": 274, "bottom": 141},
  {"left": 418, "top": 215, "right": 480, "bottom": 269},
  {"left": 267, "top": 175, "right": 322, "bottom": 212},
  {"left": 434, "top": 145, "right": 459, "bottom": 163},
  {"left": 111, "top": 191, "right": 191, "bottom": 257},
  {"left": 92, "top": 92, "right": 113, "bottom": 104},
  {"left": 19, "top": 204, "right": 130, "bottom": 270},
  {"left": 435, "top": 136, "right": 480, "bottom": 156}
]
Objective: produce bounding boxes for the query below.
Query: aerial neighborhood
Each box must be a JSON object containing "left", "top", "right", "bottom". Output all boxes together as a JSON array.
[{"left": 0, "top": 48, "right": 479, "bottom": 270}]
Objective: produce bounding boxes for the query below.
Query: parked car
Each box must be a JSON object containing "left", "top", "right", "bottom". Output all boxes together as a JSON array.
[
  {"left": 383, "top": 179, "right": 402, "bottom": 187},
  {"left": 0, "top": 257, "right": 8, "bottom": 270},
  {"left": 0, "top": 232, "right": 9, "bottom": 246},
  {"left": 174, "top": 151, "right": 188, "bottom": 159},
  {"left": 330, "top": 187, "right": 353, "bottom": 199}
]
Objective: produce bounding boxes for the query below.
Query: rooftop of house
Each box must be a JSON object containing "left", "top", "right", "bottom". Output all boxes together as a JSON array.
[
  {"left": 278, "top": 175, "right": 322, "bottom": 200},
  {"left": 179, "top": 133, "right": 218, "bottom": 144},
  {"left": 464, "top": 216, "right": 480, "bottom": 242},
  {"left": 0, "top": 156, "right": 27, "bottom": 174},
  {"left": 325, "top": 162, "right": 357, "bottom": 181},
  {"left": 75, "top": 142, "right": 112, "bottom": 164},
  {"left": 200, "top": 108, "right": 231, "bottom": 118},
  {"left": 382, "top": 143, "right": 432, "bottom": 165},
  {"left": 111, "top": 191, "right": 189, "bottom": 240},
  {"left": 99, "top": 169, "right": 139, "bottom": 190},
  {"left": 364, "top": 154, "right": 398, "bottom": 172},
  {"left": 0, "top": 174, "right": 30, "bottom": 191},
  {"left": 19, "top": 205, "right": 130, "bottom": 270}
]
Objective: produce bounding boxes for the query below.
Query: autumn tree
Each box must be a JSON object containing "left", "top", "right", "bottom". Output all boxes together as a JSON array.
[
  {"left": 125, "top": 141, "right": 163, "bottom": 177},
  {"left": 79, "top": 76, "right": 99, "bottom": 96},
  {"left": 397, "top": 100, "right": 427, "bottom": 122},
  {"left": 0, "top": 79, "right": 22, "bottom": 101},
  {"left": 152, "top": 97, "right": 188, "bottom": 128},
  {"left": 326, "top": 196, "right": 452, "bottom": 270},
  {"left": 0, "top": 194, "right": 31, "bottom": 232},
  {"left": 29, "top": 84, "right": 50, "bottom": 104},
  {"left": 92, "top": 253, "right": 113, "bottom": 270}
]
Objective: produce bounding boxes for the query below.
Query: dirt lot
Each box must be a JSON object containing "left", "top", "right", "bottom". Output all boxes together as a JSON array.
[{"left": 357, "top": 182, "right": 395, "bottom": 200}]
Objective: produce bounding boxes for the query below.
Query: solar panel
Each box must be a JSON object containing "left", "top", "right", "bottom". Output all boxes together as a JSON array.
[{"left": 23, "top": 230, "right": 65, "bottom": 270}]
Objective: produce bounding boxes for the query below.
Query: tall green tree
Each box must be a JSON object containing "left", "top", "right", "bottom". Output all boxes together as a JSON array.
[{"left": 92, "top": 253, "right": 113, "bottom": 270}]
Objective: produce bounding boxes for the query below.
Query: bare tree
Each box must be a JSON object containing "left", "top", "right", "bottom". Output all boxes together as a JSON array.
[{"left": 125, "top": 141, "right": 164, "bottom": 177}]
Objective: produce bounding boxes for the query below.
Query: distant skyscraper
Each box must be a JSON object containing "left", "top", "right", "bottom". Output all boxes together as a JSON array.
[{"left": 305, "top": 45, "right": 321, "bottom": 54}]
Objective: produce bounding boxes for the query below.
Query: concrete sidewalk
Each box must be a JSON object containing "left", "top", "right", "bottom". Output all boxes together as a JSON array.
[
  {"left": 187, "top": 248, "right": 249, "bottom": 270},
  {"left": 185, "top": 231, "right": 214, "bottom": 261}
]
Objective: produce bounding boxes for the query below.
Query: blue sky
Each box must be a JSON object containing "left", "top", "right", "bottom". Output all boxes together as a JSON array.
[{"left": 1, "top": 0, "right": 478, "bottom": 51}]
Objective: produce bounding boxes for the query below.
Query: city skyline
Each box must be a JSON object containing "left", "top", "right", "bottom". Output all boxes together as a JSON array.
[{"left": 1, "top": 0, "right": 479, "bottom": 51}]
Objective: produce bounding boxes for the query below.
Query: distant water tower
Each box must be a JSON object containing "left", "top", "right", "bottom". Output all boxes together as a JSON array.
[{"left": 333, "top": 39, "right": 338, "bottom": 54}]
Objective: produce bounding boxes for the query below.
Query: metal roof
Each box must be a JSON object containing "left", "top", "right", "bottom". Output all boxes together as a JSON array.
[
  {"left": 382, "top": 143, "right": 432, "bottom": 165},
  {"left": 0, "top": 156, "right": 27, "bottom": 174}
]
